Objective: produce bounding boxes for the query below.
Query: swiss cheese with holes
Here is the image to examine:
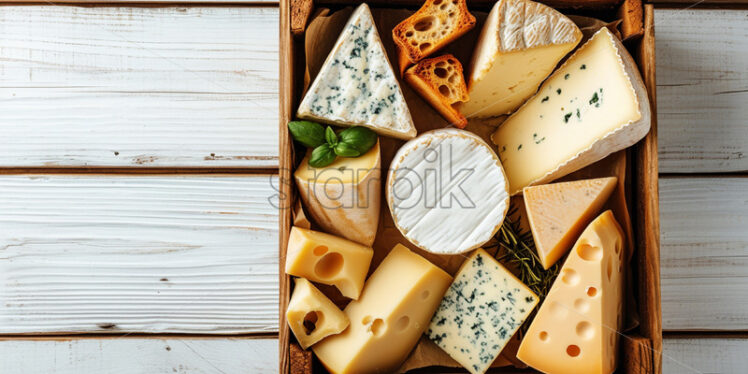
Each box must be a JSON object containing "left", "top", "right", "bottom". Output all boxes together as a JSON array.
[
  {"left": 286, "top": 278, "right": 350, "bottom": 349},
  {"left": 313, "top": 244, "right": 452, "bottom": 374},
  {"left": 285, "top": 227, "right": 373, "bottom": 300},
  {"left": 517, "top": 210, "right": 625, "bottom": 374}
]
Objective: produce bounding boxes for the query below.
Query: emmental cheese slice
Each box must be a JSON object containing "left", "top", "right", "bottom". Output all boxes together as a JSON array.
[
  {"left": 491, "top": 27, "right": 651, "bottom": 195},
  {"left": 285, "top": 227, "right": 373, "bottom": 300},
  {"left": 427, "top": 249, "right": 538, "bottom": 374},
  {"left": 286, "top": 278, "right": 350, "bottom": 349},
  {"left": 387, "top": 129, "right": 510, "bottom": 255},
  {"left": 524, "top": 177, "right": 617, "bottom": 269},
  {"left": 517, "top": 210, "right": 625, "bottom": 374},
  {"left": 459, "top": 0, "right": 581, "bottom": 117},
  {"left": 294, "top": 141, "right": 381, "bottom": 246},
  {"left": 313, "top": 244, "right": 452, "bottom": 374},
  {"left": 297, "top": 4, "right": 416, "bottom": 140}
]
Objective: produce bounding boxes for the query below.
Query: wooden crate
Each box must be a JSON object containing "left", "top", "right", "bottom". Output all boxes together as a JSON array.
[{"left": 278, "top": 0, "right": 661, "bottom": 372}]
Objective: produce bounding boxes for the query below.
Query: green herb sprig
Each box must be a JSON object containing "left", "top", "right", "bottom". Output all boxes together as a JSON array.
[{"left": 288, "top": 121, "right": 377, "bottom": 168}]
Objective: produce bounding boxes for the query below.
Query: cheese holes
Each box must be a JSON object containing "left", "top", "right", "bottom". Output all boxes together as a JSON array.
[
  {"left": 574, "top": 298, "right": 590, "bottom": 313},
  {"left": 548, "top": 301, "right": 568, "bottom": 318},
  {"left": 395, "top": 316, "right": 410, "bottom": 331},
  {"left": 313, "top": 246, "right": 328, "bottom": 256},
  {"left": 539, "top": 331, "right": 549, "bottom": 342},
  {"left": 362, "top": 315, "right": 372, "bottom": 325},
  {"left": 577, "top": 243, "right": 602, "bottom": 261},
  {"left": 370, "top": 318, "right": 385, "bottom": 336},
  {"left": 314, "top": 252, "right": 344, "bottom": 279},
  {"left": 560, "top": 268, "right": 580, "bottom": 286},
  {"left": 303, "top": 311, "right": 321, "bottom": 335},
  {"left": 586, "top": 287, "right": 598, "bottom": 297},
  {"left": 566, "top": 345, "right": 581, "bottom": 357},
  {"left": 576, "top": 321, "right": 594, "bottom": 340},
  {"left": 607, "top": 257, "right": 613, "bottom": 281},
  {"left": 421, "top": 290, "right": 430, "bottom": 300}
]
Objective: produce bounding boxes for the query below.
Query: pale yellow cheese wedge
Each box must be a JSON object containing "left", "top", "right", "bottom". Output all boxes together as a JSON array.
[
  {"left": 287, "top": 278, "right": 350, "bottom": 349},
  {"left": 285, "top": 227, "right": 373, "bottom": 300},
  {"left": 517, "top": 210, "right": 625, "bottom": 374},
  {"left": 313, "top": 244, "right": 452, "bottom": 374},
  {"left": 295, "top": 142, "right": 381, "bottom": 246},
  {"left": 524, "top": 177, "right": 617, "bottom": 269}
]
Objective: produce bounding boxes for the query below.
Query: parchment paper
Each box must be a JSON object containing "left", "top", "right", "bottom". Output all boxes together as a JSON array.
[{"left": 301, "top": 7, "right": 636, "bottom": 372}]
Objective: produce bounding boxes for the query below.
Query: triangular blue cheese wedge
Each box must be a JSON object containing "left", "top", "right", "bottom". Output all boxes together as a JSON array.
[
  {"left": 427, "top": 248, "right": 538, "bottom": 374},
  {"left": 297, "top": 3, "right": 417, "bottom": 140}
]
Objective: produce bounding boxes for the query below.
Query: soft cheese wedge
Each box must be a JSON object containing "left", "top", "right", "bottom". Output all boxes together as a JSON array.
[
  {"left": 287, "top": 278, "right": 350, "bottom": 349},
  {"left": 387, "top": 128, "right": 510, "bottom": 255},
  {"left": 294, "top": 142, "right": 381, "bottom": 246},
  {"left": 297, "top": 4, "right": 416, "bottom": 140},
  {"left": 427, "top": 249, "right": 538, "bottom": 374},
  {"left": 517, "top": 210, "right": 625, "bottom": 374},
  {"left": 492, "top": 27, "right": 651, "bottom": 194},
  {"left": 459, "top": 0, "right": 581, "bottom": 117},
  {"left": 285, "top": 227, "right": 373, "bottom": 300},
  {"left": 524, "top": 177, "right": 617, "bottom": 269},
  {"left": 313, "top": 244, "right": 452, "bottom": 374}
]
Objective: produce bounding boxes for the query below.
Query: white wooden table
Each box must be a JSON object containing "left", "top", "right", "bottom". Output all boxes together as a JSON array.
[{"left": 0, "top": 2, "right": 746, "bottom": 373}]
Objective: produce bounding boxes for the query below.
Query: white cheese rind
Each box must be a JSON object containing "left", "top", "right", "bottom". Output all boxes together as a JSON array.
[
  {"left": 387, "top": 129, "right": 510, "bottom": 255},
  {"left": 297, "top": 3, "right": 416, "bottom": 140},
  {"left": 427, "top": 249, "right": 538, "bottom": 374},
  {"left": 492, "top": 27, "right": 651, "bottom": 195}
]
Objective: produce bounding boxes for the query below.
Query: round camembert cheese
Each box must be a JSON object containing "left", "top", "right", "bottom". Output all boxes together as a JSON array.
[{"left": 387, "top": 128, "right": 510, "bottom": 255}]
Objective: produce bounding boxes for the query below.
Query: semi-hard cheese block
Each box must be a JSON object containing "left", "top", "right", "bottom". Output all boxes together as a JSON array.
[
  {"left": 285, "top": 227, "right": 373, "bottom": 300},
  {"left": 287, "top": 278, "right": 350, "bottom": 349},
  {"left": 387, "top": 129, "right": 510, "bottom": 255},
  {"left": 294, "top": 141, "right": 381, "bottom": 246},
  {"left": 427, "top": 249, "right": 538, "bottom": 374},
  {"left": 297, "top": 4, "right": 416, "bottom": 140},
  {"left": 517, "top": 210, "right": 625, "bottom": 374},
  {"left": 524, "top": 177, "right": 617, "bottom": 269},
  {"left": 492, "top": 27, "right": 651, "bottom": 194},
  {"left": 459, "top": 0, "right": 581, "bottom": 117},
  {"left": 313, "top": 244, "right": 452, "bottom": 374}
]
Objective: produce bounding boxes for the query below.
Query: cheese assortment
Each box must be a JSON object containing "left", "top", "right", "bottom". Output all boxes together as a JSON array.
[{"left": 285, "top": 1, "right": 651, "bottom": 373}]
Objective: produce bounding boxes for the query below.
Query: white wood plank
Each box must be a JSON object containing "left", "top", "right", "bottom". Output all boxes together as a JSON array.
[
  {"left": 0, "top": 175, "right": 279, "bottom": 334},
  {"left": 655, "top": 9, "right": 748, "bottom": 173},
  {"left": 0, "top": 337, "right": 277, "bottom": 374},
  {"left": 663, "top": 337, "right": 748, "bottom": 374},
  {"left": 0, "top": 6, "right": 278, "bottom": 168},
  {"left": 660, "top": 177, "right": 748, "bottom": 331}
]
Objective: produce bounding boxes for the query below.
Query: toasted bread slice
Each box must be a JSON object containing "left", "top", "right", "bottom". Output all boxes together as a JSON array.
[
  {"left": 404, "top": 54, "right": 469, "bottom": 128},
  {"left": 392, "top": 0, "right": 476, "bottom": 75}
]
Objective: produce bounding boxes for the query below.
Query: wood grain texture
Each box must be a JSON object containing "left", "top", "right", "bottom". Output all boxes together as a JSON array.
[
  {"left": 655, "top": 9, "right": 748, "bottom": 173},
  {"left": 660, "top": 177, "right": 748, "bottom": 331},
  {"left": 0, "top": 337, "right": 277, "bottom": 374},
  {"left": 0, "top": 175, "right": 279, "bottom": 334},
  {"left": 662, "top": 337, "right": 748, "bottom": 374},
  {"left": 0, "top": 6, "right": 278, "bottom": 168}
]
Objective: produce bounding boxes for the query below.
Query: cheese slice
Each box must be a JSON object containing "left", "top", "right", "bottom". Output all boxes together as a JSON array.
[
  {"left": 427, "top": 249, "right": 538, "bottom": 374},
  {"left": 524, "top": 177, "right": 617, "bottom": 269},
  {"left": 517, "top": 210, "right": 625, "bottom": 374},
  {"left": 459, "top": 0, "right": 581, "bottom": 118},
  {"left": 491, "top": 27, "right": 651, "bottom": 194},
  {"left": 294, "top": 142, "right": 381, "bottom": 246},
  {"left": 296, "top": 3, "right": 416, "bottom": 140},
  {"left": 285, "top": 227, "right": 373, "bottom": 300},
  {"left": 287, "top": 278, "right": 350, "bottom": 349},
  {"left": 387, "top": 128, "right": 510, "bottom": 255},
  {"left": 313, "top": 244, "right": 452, "bottom": 374}
]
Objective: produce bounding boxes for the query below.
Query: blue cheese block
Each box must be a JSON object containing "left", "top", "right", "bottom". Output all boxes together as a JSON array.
[
  {"left": 427, "top": 248, "right": 538, "bottom": 374},
  {"left": 297, "top": 3, "right": 416, "bottom": 140}
]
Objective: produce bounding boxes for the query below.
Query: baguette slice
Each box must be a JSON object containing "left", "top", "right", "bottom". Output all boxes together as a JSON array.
[
  {"left": 404, "top": 54, "right": 469, "bottom": 128},
  {"left": 392, "top": 0, "right": 476, "bottom": 75}
]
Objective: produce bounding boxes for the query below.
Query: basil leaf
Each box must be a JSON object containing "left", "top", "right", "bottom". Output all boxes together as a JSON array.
[
  {"left": 288, "top": 121, "right": 326, "bottom": 148},
  {"left": 325, "top": 126, "right": 338, "bottom": 146},
  {"left": 309, "top": 144, "right": 337, "bottom": 168},
  {"left": 334, "top": 142, "right": 361, "bottom": 158},
  {"left": 338, "top": 126, "right": 378, "bottom": 154}
]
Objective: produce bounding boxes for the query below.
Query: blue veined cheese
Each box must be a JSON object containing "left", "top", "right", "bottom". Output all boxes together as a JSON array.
[
  {"left": 427, "top": 249, "right": 538, "bottom": 374},
  {"left": 297, "top": 4, "right": 416, "bottom": 140}
]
